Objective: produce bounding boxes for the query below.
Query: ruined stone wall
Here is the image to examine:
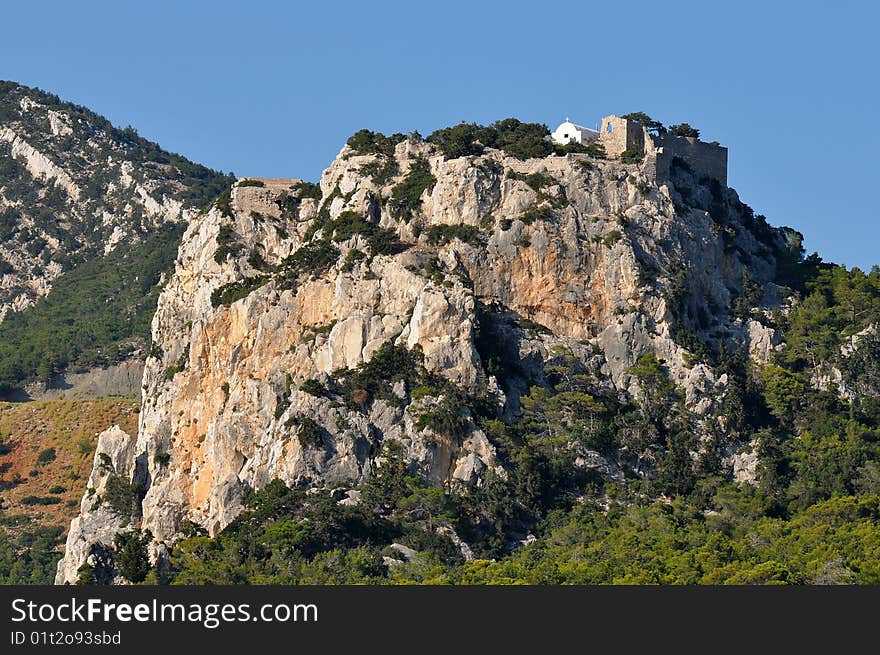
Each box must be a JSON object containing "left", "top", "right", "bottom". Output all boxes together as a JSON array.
[
  {"left": 653, "top": 135, "right": 728, "bottom": 185},
  {"left": 599, "top": 115, "right": 644, "bottom": 157}
]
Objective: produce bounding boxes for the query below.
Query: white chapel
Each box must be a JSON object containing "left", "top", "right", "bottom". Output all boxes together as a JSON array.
[{"left": 550, "top": 118, "right": 600, "bottom": 145}]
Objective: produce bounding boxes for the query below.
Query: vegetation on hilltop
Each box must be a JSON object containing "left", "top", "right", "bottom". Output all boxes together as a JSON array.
[
  {"left": 346, "top": 130, "right": 408, "bottom": 157},
  {"left": 621, "top": 111, "right": 666, "bottom": 136},
  {"left": 668, "top": 123, "right": 701, "bottom": 139},
  {"left": 345, "top": 117, "right": 612, "bottom": 166},
  {"left": 428, "top": 118, "right": 558, "bottom": 160},
  {"left": 620, "top": 112, "right": 703, "bottom": 141}
]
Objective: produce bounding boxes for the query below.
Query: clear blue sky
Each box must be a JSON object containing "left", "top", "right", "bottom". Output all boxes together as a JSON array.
[{"left": 2, "top": 1, "right": 877, "bottom": 268}]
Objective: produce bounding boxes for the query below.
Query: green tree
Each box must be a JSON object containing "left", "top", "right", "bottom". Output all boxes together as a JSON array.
[
  {"left": 397, "top": 487, "right": 455, "bottom": 532},
  {"left": 781, "top": 265, "right": 880, "bottom": 375},
  {"left": 667, "top": 123, "right": 701, "bottom": 139},
  {"left": 360, "top": 442, "right": 413, "bottom": 513},
  {"left": 346, "top": 130, "right": 405, "bottom": 156},
  {"left": 621, "top": 112, "right": 666, "bottom": 135},
  {"left": 761, "top": 365, "right": 806, "bottom": 426},
  {"left": 388, "top": 157, "right": 436, "bottom": 220},
  {"left": 113, "top": 529, "right": 152, "bottom": 583},
  {"left": 628, "top": 353, "right": 679, "bottom": 425},
  {"left": 426, "top": 123, "right": 486, "bottom": 159},
  {"left": 35, "top": 357, "right": 54, "bottom": 385}
]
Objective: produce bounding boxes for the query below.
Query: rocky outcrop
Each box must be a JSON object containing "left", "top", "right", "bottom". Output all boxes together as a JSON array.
[
  {"left": 58, "top": 131, "right": 787, "bottom": 579},
  {"left": 729, "top": 440, "right": 760, "bottom": 484},
  {"left": 0, "top": 126, "right": 81, "bottom": 200},
  {"left": 56, "top": 426, "right": 138, "bottom": 584}
]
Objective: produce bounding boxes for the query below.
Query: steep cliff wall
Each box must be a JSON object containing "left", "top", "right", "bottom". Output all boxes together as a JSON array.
[{"left": 57, "top": 134, "right": 786, "bottom": 583}]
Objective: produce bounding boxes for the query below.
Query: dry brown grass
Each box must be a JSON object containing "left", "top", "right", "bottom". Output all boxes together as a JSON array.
[{"left": 0, "top": 398, "right": 139, "bottom": 533}]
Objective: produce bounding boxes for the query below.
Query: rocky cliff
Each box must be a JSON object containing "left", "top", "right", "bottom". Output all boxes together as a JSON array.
[{"left": 56, "top": 130, "right": 790, "bottom": 583}]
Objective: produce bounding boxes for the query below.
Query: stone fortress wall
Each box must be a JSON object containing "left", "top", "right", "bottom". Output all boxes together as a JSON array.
[
  {"left": 599, "top": 115, "right": 644, "bottom": 157},
  {"left": 592, "top": 115, "right": 728, "bottom": 186},
  {"left": 651, "top": 134, "right": 727, "bottom": 186}
]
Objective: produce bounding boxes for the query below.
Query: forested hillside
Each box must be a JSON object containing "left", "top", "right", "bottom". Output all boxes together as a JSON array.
[{"left": 0, "top": 82, "right": 234, "bottom": 395}]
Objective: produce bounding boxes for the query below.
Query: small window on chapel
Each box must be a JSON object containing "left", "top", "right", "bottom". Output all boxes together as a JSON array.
[
  {"left": 563, "top": 133, "right": 568, "bottom": 139},
  {"left": 606, "top": 123, "right": 613, "bottom": 133}
]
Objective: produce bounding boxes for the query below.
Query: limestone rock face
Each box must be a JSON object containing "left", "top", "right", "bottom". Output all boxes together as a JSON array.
[
  {"left": 730, "top": 442, "right": 760, "bottom": 484},
  {"left": 55, "top": 426, "right": 138, "bottom": 584},
  {"left": 744, "top": 318, "right": 783, "bottom": 364},
  {"left": 59, "top": 134, "right": 788, "bottom": 578}
]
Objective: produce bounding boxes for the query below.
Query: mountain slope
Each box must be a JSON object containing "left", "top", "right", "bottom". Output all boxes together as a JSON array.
[
  {"left": 0, "top": 82, "right": 234, "bottom": 393},
  {"left": 0, "top": 398, "right": 139, "bottom": 584}
]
